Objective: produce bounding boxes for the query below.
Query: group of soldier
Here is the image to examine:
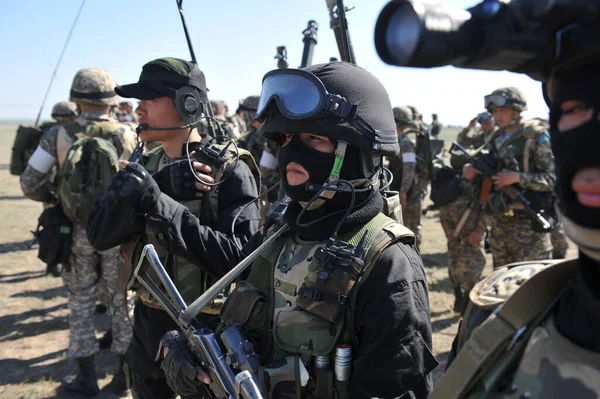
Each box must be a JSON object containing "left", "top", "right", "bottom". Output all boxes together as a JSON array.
[{"left": 9, "top": 24, "right": 600, "bottom": 397}]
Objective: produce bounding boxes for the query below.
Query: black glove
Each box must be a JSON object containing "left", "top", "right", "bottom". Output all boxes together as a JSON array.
[
  {"left": 160, "top": 330, "right": 207, "bottom": 396},
  {"left": 153, "top": 160, "right": 198, "bottom": 201},
  {"left": 108, "top": 163, "right": 161, "bottom": 214}
]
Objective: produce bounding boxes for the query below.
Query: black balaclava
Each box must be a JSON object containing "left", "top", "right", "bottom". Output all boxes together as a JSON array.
[{"left": 549, "top": 62, "right": 600, "bottom": 230}]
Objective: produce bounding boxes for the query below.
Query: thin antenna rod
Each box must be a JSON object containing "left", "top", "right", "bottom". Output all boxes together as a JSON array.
[{"left": 34, "top": 0, "right": 86, "bottom": 127}]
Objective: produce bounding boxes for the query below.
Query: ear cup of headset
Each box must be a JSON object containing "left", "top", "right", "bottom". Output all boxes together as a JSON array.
[{"left": 175, "top": 86, "right": 204, "bottom": 124}]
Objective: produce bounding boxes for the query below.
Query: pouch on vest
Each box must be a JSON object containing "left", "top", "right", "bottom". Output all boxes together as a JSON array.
[
  {"left": 10, "top": 125, "right": 46, "bottom": 176},
  {"left": 220, "top": 281, "right": 270, "bottom": 343},
  {"left": 259, "top": 356, "right": 310, "bottom": 399},
  {"left": 33, "top": 206, "right": 72, "bottom": 266},
  {"left": 57, "top": 129, "right": 120, "bottom": 224}
]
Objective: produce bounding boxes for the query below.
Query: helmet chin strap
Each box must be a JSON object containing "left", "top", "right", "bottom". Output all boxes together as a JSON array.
[{"left": 559, "top": 209, "right": 600, "bottom": 262}]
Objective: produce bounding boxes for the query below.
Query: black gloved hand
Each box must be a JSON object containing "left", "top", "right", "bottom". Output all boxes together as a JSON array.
[
  {"left": 108, "top": 163, "right": 161, "bottom": 214},
  {"left": 160, "top": 330, "right": 208, "bottom": 396},
  {"left": 153, "top": 160, "right": 198, "bottom": 201}
]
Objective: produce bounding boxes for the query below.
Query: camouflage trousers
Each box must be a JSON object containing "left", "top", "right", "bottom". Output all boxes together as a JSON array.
[
  {"left": 402, "top": 182, "right": 422, "bottom": 245},
  {"left": 490, "top": 211, "right": 552, "bottom": 269},
  {"left": 439, "top": 197, "right": 486, "bottom": 294},
  {"left": 63, "top": 224, "right": 132, "bottom": 358},
  {"left": 550, "top": 223, "right": 569, "bottom": 259}
]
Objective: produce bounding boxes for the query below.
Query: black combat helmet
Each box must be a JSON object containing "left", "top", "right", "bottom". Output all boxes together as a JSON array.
[{"left": 259, "top": 62, "right": 399, "bottom": 158}]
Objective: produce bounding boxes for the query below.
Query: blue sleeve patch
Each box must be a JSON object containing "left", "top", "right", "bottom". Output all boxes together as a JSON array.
[{"left": 538, "top": 133, "right": 550, "bottom": 145}]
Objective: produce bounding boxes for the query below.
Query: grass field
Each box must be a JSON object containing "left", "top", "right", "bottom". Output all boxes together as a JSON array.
[{"left": 0, "top": 125, "right": 576, "bottom": 398}]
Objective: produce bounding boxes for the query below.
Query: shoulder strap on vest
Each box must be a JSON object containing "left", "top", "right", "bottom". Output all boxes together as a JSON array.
[
  {"left": 431, "top": 258, "right": 579, "bottom": 399},
  {"left": 521, "top": 119, "right": 547, "bottom": 173},
  {"left": 343, "top": 214, "right": 416, "bottom": 345},
  {"left": 57, "top": 123, "right": 85, "bottom": 169}
]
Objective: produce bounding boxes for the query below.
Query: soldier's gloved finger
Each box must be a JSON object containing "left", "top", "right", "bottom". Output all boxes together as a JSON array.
[
  {"left": 195, "top": 182, "right": 211, "bottom": 192},
  {"left": 192, "top": 161, "right": 211, "bottom": 174}
]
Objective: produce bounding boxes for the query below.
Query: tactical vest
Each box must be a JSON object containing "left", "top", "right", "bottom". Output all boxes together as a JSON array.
[
  {"left": 220, "top": 213, "right": 415, "bottom": 398},
  {"left": 432, "top": 259, "right": 581, "bottom": 399},
  {"left": 493, "top": 120, "right": 547, "bottom": 174},
  {"left": 125, "top": 143, "right": 260, "bottom": 309}
]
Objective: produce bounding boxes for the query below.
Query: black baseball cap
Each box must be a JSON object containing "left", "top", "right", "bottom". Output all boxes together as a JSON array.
[{"left": 115, "top": 57, "right": 208, "bottom": 101}]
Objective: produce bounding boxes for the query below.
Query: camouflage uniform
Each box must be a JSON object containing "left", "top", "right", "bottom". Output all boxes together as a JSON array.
[
  {"left": 550, "top": 222, "right": 569, "bottom": 259},
  {"left": 439, "top": 179, "right": 486, "bottom": 296},
  {"left": 489, "top": 123, "right": 554, "bottom": 267},
  {"left": 20, "top": 70, "right": 135, "bottom": 362},
  {"left": 389, "top": 131, "right": 421, "bottom": 243},
  {"left": 456, "top": 126, "right": 496, "bottom": 148}
]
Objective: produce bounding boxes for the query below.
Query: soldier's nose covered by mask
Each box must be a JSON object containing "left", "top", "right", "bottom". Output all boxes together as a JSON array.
[
  {"left": 277, "top": 135, "right": 363, "bottom": 203},
  {"left": 549, "top": 62, "right": 600, "bottom": 230}
]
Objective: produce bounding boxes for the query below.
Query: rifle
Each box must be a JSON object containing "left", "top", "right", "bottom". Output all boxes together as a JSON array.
[
  {"left": 325, "top": 0, "right": 356, "bottom": 63},
  {"left": 450, "top": 141, "right": 557, "bottom": 232},
  {"left": 300, "top": 20, "right": 319, "bottom": 67},
  {"left": 274, "top": 46, "right": 289, "bottom": 69},
  {"left": 134, "top": 224, "right": 290, "bottom": 398}
]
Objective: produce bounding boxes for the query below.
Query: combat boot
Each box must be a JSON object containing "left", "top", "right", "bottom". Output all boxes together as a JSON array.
[
  {"left": 104, "top": 355, "right": 130, "bottom": 397},
  {"left": 61, "top": 355, "right": 100, "bottom": 396},
  {"left": 453, "top": 286, "right": 467, "bottom": 314}
]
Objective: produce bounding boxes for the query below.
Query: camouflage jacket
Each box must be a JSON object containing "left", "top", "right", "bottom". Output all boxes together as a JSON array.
[
  {"left": 20, "top": 110, "right": 136, "bottom": 205},
  {"left": 491, "top": 123, "right": 555, "bottom": 192},
  {"left": 389, "top": 133, "right": 417, "bottom": 194},
  {"left": 457, "top": 126, "right": 497, "bottom": 148}
]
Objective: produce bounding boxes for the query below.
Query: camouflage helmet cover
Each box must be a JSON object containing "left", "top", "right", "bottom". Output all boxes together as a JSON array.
[
  {"left": 70, "top": 68, "right": 118, "bottom": 106},
  {"left": 393, "top": 106, "right": 414, "bottom": 126},
  {"left": 51, "top": 101, "right": 78, "bottom": 121},
  {"left": 407, "top": 105, "right": 421, "bottom": 120},
  {"left": 487, "top": 87, "right": 528, "bottom": 111}
]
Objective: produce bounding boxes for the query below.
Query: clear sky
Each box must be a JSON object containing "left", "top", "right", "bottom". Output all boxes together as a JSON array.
[{"left": 0, "top": 0, "right": 549, "bottom": 125}]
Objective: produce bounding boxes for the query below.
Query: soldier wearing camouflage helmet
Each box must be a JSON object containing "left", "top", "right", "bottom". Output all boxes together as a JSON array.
[
  {"left": 153, "top": 61, "right": 437, "bottom": 398},
  {"left": 463, "top": 87, "right": 554, "bottom": 267},
  {"left": 237, "top": 95, "right": 265, "bottom": 162},
  {"left": 20, "top": 68, "right": 136, "bottom": 396},
  {"left": 51, "top": 101, "right": 78, "bottom": 123},
  {"left": 389, "top": 106, "right": 422, "bottom": 244}
]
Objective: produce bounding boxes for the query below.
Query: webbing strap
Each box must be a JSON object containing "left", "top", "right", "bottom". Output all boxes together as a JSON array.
[{"left": 431, "top": 259, "right": 578, "bottom": 398}]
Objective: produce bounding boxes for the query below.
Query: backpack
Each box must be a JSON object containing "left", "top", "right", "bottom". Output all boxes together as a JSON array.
[
  {"left": 57, "top": 122, "right": 121, "bottom": 224},
  {"left": 10, "top": 122, "right": 54, "bottom": 176}
]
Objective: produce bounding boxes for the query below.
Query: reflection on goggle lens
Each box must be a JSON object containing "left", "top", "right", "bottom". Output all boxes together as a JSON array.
[
  {"left": 256, "top": 70, "right": 327, "bottom": 121},
  {"left": 484, "top": 94, "right": 508, "bottom": 109}
]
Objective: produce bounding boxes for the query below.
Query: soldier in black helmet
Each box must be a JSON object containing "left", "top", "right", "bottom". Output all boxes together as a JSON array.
[{"left": 113, "top": 61, "right": 438, "bottom": 398}]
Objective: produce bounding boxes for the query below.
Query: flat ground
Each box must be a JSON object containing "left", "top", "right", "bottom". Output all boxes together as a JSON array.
[{"left": 0, "top": 124, "right": 576, "bottom": 398}]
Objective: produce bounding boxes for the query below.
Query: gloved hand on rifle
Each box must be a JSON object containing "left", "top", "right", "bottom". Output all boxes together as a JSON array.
[
  {"left": 108, "top": 163, "right": 162, "bottom": 215},
  {"left": 159, "top": 330, "right": 211, "bottom": 396}
]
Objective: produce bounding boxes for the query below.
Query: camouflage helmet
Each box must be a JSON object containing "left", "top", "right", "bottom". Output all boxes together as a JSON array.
[
  {"left": 51, "top": 101, "right": 78, "bottom": 121},
  {"left": 407, "top": 105, "right": 421, "bottom": 120},
  {"left": 485, "top": 87, "right": 527, "bottom": 112},
  {"left": 239, "top": 95, "right": 259, "bottom": 113},
  {"left": 393, "top": 106, "right": 413, "bottom": 126},
  {"left": 70, "top": 68, "right": 118, "bottom": 106}
]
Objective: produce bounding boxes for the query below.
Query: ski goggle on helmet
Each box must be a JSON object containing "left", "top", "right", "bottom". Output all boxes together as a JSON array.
[{"left": 255, "top": 68, "right": 377, "bottom": 134}]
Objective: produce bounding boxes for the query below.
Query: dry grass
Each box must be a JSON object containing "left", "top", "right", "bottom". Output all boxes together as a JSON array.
[{"left": 0, "top": 125, "right": 576, "bottom": 397}]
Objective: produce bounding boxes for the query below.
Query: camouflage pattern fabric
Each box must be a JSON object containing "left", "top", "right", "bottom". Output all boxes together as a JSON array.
[
  {"left": 20, "top": 110, "right": 137, "bottom": 202},
  {"left": 490, "top": 213, "right": 552, "bottom": 268},
  {"left": 551, "top": 223, "right": 569, "bottom": 259},
  {"left": 430, "top": 120, "right": 442, "bottom": 137},
  {"left": 239, "top": 127, "right": 265, "bottom": 166},
  {"left": 64, "top": 224, "right": 132, "bottom": 357},
  {"left": 403, "top": 183, "right": 422, "bottom": 246},
  {"left": 20, "top": 110, "right": 135, "bottom": 359},
  {"left": 70, "top": 68, "right": 119, "bottom": 106},
  {"left": 489, "top": 123, "right": 554, "bottom": 268},
  {"left": 439, "top": 182, "right": 487, "bottom": 295},
  {"left": 456, "top": 127, "right": 495, "bottom": 149},
  {"left": 505, "top": 315, "right": 600, "bottom": 398}
]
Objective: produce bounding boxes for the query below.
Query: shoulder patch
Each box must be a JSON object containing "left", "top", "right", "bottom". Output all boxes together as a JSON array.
[
  {"left": 469, "top": 260, "right": 560, "bottom": 310},
  {"left": 537, "top": 132, "right": 550, "bottom": 145}
]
